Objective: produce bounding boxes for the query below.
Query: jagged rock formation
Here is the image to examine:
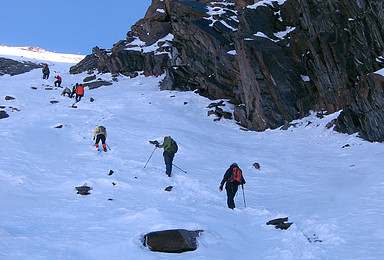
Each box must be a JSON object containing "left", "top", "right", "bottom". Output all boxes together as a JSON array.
[{"left": 70, "top": 0, "right": 384, "bottom": 142}]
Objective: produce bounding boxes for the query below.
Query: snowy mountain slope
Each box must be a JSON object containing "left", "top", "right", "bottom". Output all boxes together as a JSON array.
[
  {"left": 0, "top": 45, "right": 85, "bottom": 63},
  {"left": 1, "top": 50, "right": 384, "bottom": 259}
]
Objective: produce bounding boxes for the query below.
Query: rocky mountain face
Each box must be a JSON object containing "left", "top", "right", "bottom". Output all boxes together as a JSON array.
[{"left": 70, "top": 0, "right": 384, "bottom": 142}]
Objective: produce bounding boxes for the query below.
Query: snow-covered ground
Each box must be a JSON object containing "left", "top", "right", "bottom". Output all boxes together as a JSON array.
[{"left": 1, "top": 49, "right": 384, "bottom": 259}]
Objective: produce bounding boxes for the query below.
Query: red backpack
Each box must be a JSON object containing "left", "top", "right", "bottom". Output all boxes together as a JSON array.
[{"left": 229, "top": 166, "right": 242, "bottom": 185}]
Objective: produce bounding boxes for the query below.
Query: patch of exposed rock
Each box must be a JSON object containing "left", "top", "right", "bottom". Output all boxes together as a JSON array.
[{"left": 0, "top": 57, "right": 43, "bottom": 76}]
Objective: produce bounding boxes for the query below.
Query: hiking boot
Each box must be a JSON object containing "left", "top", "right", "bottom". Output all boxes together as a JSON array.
[{"left": 104, "top": 148, "right": 107, "bottom": 152}]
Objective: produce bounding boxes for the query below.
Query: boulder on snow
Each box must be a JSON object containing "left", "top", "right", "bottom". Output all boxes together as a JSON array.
[
  {"left": 5, "top": 96, "right": 15, "bottom": 101},
  {"left": 0, "top": 111, "right": 9, "bottom": 119},
  {"left": 75, "top": 185, "right": 92, "bottom": 195},
  {"left": 253, "top": 162, "right": 260, "bottom": 170},
  {"left": 165, "top": 186, "right": 173, "bottom": 191},
  {"left": 83, "top": 74, "right": 96, "bottom": 82},
  {"left": 267, "top": 217, "right": 292, "bottom": 230},
  {"left": 83, "top": 80, "right": 112, "bottom": 90},
  {"left": 143, "top": 229, "right": 203, "bottom": 253},
  {"left": 266, "top": 217, "right": 288, "bottom": 226}
]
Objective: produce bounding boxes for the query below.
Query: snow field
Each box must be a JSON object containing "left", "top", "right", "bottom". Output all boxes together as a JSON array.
[{"left": 1, "top": 54, "right": 384, "bottom": 259}]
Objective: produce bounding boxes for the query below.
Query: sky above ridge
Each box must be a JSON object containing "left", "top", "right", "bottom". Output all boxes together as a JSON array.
[{"left": 0, "top": 0, "right": 152, "bottom": 55}]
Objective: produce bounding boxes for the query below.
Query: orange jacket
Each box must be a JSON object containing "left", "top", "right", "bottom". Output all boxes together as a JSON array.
[{"left": 76, "top": 85, "right": 84, "bottom": 95}]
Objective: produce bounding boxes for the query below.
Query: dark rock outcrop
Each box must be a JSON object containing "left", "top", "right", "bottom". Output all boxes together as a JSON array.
[
  {"left": 70, "top": 0, "right": 384, "bottom": 142},
  {"left": 0, "top": 57, "right": 43, "bottom": 76},
  {"left": 143, "top": 229, "right": 203, "bottom": 253},
  {"left": 5, "top": 96, "right": 15, "bottom": 101},
  {"left": 75, "top": 185, "right": 92, "bottom": 195},
  {"left": 83, "top": 80, "right": 113, "bottom": 90},
  {"left": 0, "top": 111, "right": 9, "bottom": 119}
]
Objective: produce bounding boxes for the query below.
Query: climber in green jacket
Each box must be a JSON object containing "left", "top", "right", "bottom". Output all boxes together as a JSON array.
[{"left": 156, "top": 136, "right": 178, "bottom": 177}]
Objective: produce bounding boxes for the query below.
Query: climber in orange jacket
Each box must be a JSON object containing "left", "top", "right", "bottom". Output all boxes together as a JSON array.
[{"left": 75, "top": 84, "right": 84, "bottom": 102}]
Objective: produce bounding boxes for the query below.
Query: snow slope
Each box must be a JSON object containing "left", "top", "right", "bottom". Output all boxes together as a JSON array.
[{"left": 1, "top": 50, "right": 384, "bottom": 259}]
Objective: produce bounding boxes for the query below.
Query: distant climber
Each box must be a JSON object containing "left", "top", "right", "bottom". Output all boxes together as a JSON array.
[
  {"left": 54, "top": 75, "right": 62, "bottom": 88},
  {"left": 219, "top": 163, "right": 246, "bottom": 209},
  {"left": 155, "top": 136, "right": 178, "bottom": 177},
  {"left": 42, "top": 64, "right": 50, "bottom": 79},
  {"left": 61, "top": 87, "right": 71, "bottom": 97},
  {"left": 93, "top": 126, "right": 107, "bottom": 152},
  {"left": 75, "top": 84, "right": 84, "bottom": 102},
  {"left": 70, "top": 83, "right": 78, "bottom": 98}
]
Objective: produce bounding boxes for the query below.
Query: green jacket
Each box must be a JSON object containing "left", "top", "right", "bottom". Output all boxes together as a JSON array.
[{"left": 158, "top": 137, "right": 176, "bottom": 153}]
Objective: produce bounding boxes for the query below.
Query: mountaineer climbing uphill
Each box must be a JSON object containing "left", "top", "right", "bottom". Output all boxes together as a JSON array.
[
  {"left": 93, "top": 125, "right": 107, "bottom": 152},
  {"left": 153, "top": 136, "right": 178, "bottom": 177},
  {"left": 75, "top": 84, "right": 84, "bottom": 102},
  {"left": 42, "top": 64, "right": 50, "bottom": 79},
  {"left": 219, "top": 163, "right": 246, "bottom": 209},
  {"left": 70, "top": 83, "right": 78, "bottom": 98},
  {"left": 54, "top": 75, "right": 62, "bottom": 88}
]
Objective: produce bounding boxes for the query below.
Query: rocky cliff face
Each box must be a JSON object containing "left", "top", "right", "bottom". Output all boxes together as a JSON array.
[{"left": 70, "top": 0, "right": 384, "bottom": 142}]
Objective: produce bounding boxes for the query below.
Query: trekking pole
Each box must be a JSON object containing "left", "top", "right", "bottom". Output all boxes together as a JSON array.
[
  {"left": 172, "top": 163, "right": 187, "bottom": 174},
  {"left": 144, "top": 147, "right": 157, "bottom": 168},
  {"left": 242, "top": 184, "right": 247, "bottom": 208},
  {"left": 106, "top": 143, "right": 111, "bottom": 151}
]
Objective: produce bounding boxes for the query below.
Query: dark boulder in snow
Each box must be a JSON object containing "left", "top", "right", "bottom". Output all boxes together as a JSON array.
[
  {"left": 83, "top": 75, "right": 96, "bottom": 82},
  {"left": 267, "top": 217, "right": 292, "bottom": 230},
  {"left": 0, "top": 111, "right": 9, "bottom": 119},
  {"left": 83, "top": 80, "right": 113, "bottom": 90},
  {"left": 267, "top": 217, "right": 288, "bottom": 226},
  {"left": 5, "top": 96, "right": 15, "bottom": 101},
  {"left": 143, "top": 229, "right": 203, "bottom": 253},
  {"left": 75, "top": 185, "right": 92, "bottom": 195}
]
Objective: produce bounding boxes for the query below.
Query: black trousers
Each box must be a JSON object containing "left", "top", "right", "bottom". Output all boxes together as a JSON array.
[
  {"left": 95, "top": 134, "right": 106, "bottom": 146},
  {"left": 55, "top": 80, "right": 61, "bottom": 87},
  {"left": 226, "top": 183, "right": 239, "bottom": 209}
]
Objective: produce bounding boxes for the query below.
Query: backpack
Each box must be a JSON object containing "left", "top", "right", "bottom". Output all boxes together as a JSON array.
[
  {"left": 229, "top": 166, "right": 242, "bottom": 185},
  {"left": 97, "top": 126, "right": 106, "bottom": 134},
  {"left": 169, "top": 138, "right": 178, "bottom": 154}
]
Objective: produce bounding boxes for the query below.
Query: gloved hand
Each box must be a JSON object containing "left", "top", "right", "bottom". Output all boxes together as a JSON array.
[
  {"left": 219, "top": 184, "right": 223, "bottom": 192},
  {"left": 155, "top": 144, "right": 159, "bottom": 148},
  {"left": 93, "top": 137, "right": 95, "bottom": 140}
]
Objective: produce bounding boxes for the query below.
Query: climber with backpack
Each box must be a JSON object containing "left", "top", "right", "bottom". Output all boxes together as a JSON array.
[
  {"left": 219, "top": 163, "right": 246, "bottom": 209},
  {"left": 70, "top": 83, "right": 78, "bottom": 98},
  {"left": 93, "top": 126, "right": 107, "bottom": 152},
  {"left": 155, "top": 136, "right": 178, "bottom": 177},
  {"left": 42, "top": 64, "right": 50, "bottom": 79}
]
